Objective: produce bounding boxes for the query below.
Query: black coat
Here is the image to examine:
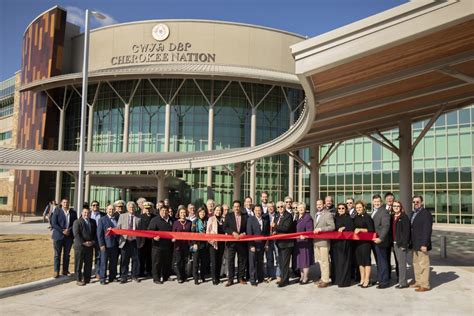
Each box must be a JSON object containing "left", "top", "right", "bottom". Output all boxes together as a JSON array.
[
  {"left": 246, "top": 215, "right": 270, "bottom": 249},
  {"left": 148, "top": 216, "right": 173, "bottom": 249},
  {"left": 275, "top": 211, "right": 295, "bottom": 249},
  {"left": 410, "top": 208, "right": 432, "bottom": 251},
  {"left": 224, "top": 212, "right": 248, "bottom": 247},
  {"left": 137, "top": 213, "right": 155, "bottom": 248},
  {"left": 73, "top": 217, "right": 97, "bottom": 249},
  {"left": 393, "top": 213, "right": 411, "bottom": 249}
]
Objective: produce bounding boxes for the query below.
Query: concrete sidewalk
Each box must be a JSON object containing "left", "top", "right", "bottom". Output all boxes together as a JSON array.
[{"left": 0, "top": 263, "right": 472, "bottom": 316}]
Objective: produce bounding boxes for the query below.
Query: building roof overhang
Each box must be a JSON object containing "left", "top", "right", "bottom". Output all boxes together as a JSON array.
[{"left": 290, "top": 0, "right": 474, "bottom": 150}]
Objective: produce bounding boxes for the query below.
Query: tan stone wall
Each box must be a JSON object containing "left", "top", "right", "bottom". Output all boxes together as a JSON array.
[{"left": 70, "top": 20, "right": 304, "bottom": 74}]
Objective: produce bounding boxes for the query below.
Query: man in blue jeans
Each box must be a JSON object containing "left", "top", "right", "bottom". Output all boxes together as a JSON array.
[
  {"left": 51, "top": 198, "right": 77, "bottom": 278},
  {"left": 371, "top": 194, "right": 391, "bottom": 289}
]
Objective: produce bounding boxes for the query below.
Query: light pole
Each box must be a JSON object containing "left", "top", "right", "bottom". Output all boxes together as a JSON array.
[{"left": 77, "top": 9, "right": 106, "bottom": 211}]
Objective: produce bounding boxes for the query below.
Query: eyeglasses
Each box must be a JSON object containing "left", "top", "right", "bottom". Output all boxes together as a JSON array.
[{"left": 337, "top": 207, "right": 346, "bottom": 210}]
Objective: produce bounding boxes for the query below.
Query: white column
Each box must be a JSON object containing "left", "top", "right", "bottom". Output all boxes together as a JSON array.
[
  {"left": 233, "top": 163, "right": 242, "bottom": 201},
  {"left": 249, "top": 107, "right": 257, "bottom": 200},
  {"left": 298, "top": 164, "right": 303, "bottom": 202},
  {"left": 84, "top": 105, "right": 94, "bottom": 203},
  {"left": 55, "top": 108, "right": 66, "bottom": 203},
  {"left": 157, "top": 171, "right": 167, "bottom": 201},
  {"left": 310, "top": 145, "right": 320, "bottom": 218},
  {"left": 288, "top": 111, "right": 295, "bottom": 198},
  {"left": 122, "top": 103, "right": 130, "bottom": 153},
  {"left": 399, "top": 118, "right": 413, "bottom": 218},
  {"left": 207, "top": 105, "right": 214, "bottom": 199},
  {"left": 164, "top": 103, "right": 171, "bottom": 152}
]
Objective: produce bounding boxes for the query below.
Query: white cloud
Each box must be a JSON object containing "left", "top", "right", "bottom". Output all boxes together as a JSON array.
[{"left": 65, "top": 6, "right": 118, "bottom": 29}]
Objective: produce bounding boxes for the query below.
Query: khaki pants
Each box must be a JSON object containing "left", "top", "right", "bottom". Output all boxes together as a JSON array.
[
  {"left": 412, "top": 250, "right": 430, "bottom": 289},
  {"left": 314, "top": 245, "right": 331, "bottom": 283}
]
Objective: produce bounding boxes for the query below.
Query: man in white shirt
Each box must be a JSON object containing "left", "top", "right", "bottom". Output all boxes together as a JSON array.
[{"left": 260, "top": 191, "right": 269, "bottom": 213}]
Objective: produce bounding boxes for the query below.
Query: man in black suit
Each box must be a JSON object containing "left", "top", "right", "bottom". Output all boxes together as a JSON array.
[
  {"left": 274, "top": 200, "right": 295, "bottom": 287},
  {"left": 246, "top": 205, "right": 270, "bottom": 286},
  {"left": 148, "top": 205, "right": 173, "bottom": 284},
  {"left": 371, "top": 194, "right": 391, "bottom": 289},
  {"left": 224, "top": 200, "right": 248, "bottom": 286},
  {"left": 73, "top": 207, "right": 97, "bottom": 286},
  {"left": 89, "top": 201, "right": 105, "bottom": 278},
  {"left": 410, "top": 195, "right": 433, "bottom": 292},
  {"left": 138, "top": 201, "right": 155, "bottom": 278}
]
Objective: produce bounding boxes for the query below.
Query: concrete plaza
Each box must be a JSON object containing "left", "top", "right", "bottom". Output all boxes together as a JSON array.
[{"left": 0, "top": 222, "right": 473, "bottom": 316}]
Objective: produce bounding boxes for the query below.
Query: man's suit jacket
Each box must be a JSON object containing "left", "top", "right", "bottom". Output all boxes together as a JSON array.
[
  {"left": 137, "top": 213, "right": 155, "bottom": 248},
  {"left": 246, "top": 215, "right": 270, "bottom": 250},
  {"left": 97, "top": 215, "right": 119, "bottom": 248},
  {"left": 51, "top": 208, "right": 77, "bottom": 241},
  {"left": 313, "top": 209, "right": 335, "bottom": 247},
  {"left": 410, "top": 208, "right": 433, "bottom": 251},
  {"left": 73, "top": 217, "right": 97, "bottom": 249},
  {"left": 371, "top": 206, "right": 391, "bottom": 248},
  {"left": 275, "top": 211, "right": 295, "bottom": 249},
  {"left": 148, "top": 215, "right": 172, "bottom": 249},
  {"left": 224, "top": 212, "right": 248, "bottom": 247},
  {"left": 117, "top": 212, "right": 141, "bottom": 248}
]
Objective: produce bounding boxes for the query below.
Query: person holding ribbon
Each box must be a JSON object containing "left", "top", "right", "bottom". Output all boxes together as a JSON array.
[
  {"left": 207, "top": 205, "right": 225, "bottom": 285},
  {"left": 191, "top": 207, "right": 210, "bottom": 285},
  {"left": 353, "top": 200, "right": 375, "bottom": 288},
  {"left": 148, "top": 205, "right": 173, "bottom": 284},
  {"left": 331, "top": 203, "right": 355, "bottom": 287},
  {"left": 295, "top": 202, "right": 314, "bottom": 285},
  {"left": 274, "top": 200, "right": 295, "bottom": 287},
  {"left": 172, "top": 206, "right": 192, "bottom": 283}
]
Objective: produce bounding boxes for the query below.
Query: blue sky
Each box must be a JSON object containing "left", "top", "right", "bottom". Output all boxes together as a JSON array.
[{"left": 0, "top": 0, "right": 407, "bottom": 81}]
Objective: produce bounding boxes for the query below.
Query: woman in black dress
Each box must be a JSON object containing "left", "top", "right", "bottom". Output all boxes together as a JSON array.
[
  {"left": 353, "top": 200, "right": 375, "bottom": 288},
  {"left": 331, "top": 203, "right": 355, "bottom": 287},
  {"left": 172, "top": 207, "right": 192, "bottom": 283}
]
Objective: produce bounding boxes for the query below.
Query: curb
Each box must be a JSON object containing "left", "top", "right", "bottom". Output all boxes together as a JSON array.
[{"left": 0, "top": 275, "right": 75, "bottom": 299}]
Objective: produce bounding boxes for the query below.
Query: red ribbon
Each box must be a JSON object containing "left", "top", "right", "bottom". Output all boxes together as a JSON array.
[{"left": 107, "top": 228, "right": 377, "bottom": 241}]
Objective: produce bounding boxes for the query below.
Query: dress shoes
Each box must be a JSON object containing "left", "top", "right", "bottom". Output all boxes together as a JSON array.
[
  {"left": 415, "top": 287, "right": 430, "bottom": 292},
  {"left": 239, "top": 280, "right": 247, "bottom": 285},
  {"left": 100, "top": 280, "right": 106, "bottom": 285},
  {"left": 120, "top": 279, "right": 127, "bottom": 284},
  {"left": 225, "top": 281, "right": 233, "bottom": 287},
  {"left": 277, "top": 282, "right": 288, "bottom": 288},
  {"left": 194, "top": 279, "right": 200, "bottom": 285},
  {"left": 132, "top": 277, "right": 140, "bottom": 283},
  {"left": 178, "top": 280, "right": 184, "bottom": 284},
  {"left": 53, "top": 272, "right": 60, "bottom": 279},
  {"left": 376, "top": 283, "right": 390, "bottom": 289},
  {"left": 395, "top": 284, "right": 409, "bottom": 289},
  {"left": 317, "top": 282, "right": 329, "bottom": 288},
  {"left": 153, "top": 280, "right": 163, "bottom": 284},
  {"left": 251, "top": 283, "right": 258, "bottom": 287},
  {"left": 62, "top": 271, "right": 72, "bottom": 277},
  {"left": 76, "top": 281, "right": 86, "bottom": 286},
  {"left": 299, "top": 280, "right": 309, "bottom": 285}
]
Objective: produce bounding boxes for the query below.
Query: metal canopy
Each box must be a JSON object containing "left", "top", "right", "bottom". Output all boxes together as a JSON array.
[{"left": 290, "top": 0, "right": 474, "bottom": 150}]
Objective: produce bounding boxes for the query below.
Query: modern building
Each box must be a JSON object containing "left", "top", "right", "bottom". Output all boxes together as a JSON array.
[{"left": 0, "top": 1, "right": 472, "bottom": 224}]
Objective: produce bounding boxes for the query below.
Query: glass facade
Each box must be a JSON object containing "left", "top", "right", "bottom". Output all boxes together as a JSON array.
[
  {"left": 62, "top": 79, "right": 303, "bottom": 207},
  {"left": 299, "top": 105, "right": 473, "bottom": 224}
]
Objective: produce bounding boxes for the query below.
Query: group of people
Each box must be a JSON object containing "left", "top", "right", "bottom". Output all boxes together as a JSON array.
[{"left": 49, "top": 191, "right": 433, "bottom": 292}]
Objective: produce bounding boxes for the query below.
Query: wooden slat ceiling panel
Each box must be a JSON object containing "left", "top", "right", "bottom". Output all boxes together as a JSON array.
[
  {"left": 317, "top": 71, "right": 457, "bottom": 115},
  {"left": 452, "top": 60, "right": 474, "bottom": 76},
  {"left": 310, "top": 20, "right": 474, "bottom": 94}
]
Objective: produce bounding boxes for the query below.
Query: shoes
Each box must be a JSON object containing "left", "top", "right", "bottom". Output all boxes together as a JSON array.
[
  {"left": 100, "top": 280, "right": 106, "bottom": 285},
  {"left": 120, "top": 279, "right": 127, "bottom": 284},
  {"left": 299, "top": 280, "right": 309, "bottom": 285},
  {"left": 132, "top": 277, "right": 140, "bottom": 283},
  {"left": 357, "top": 283, "right": 363, "bottom": 287},
  {"left": 212, "top": 280, "right": 219, "bottom": 285},
  {"left": 76, "top": 281, "right": 86, "bottom": 286},
  {"left": 178, "top": 280, "right": 184, "bottom": 284},
  {"left": 62, "top": 271, "right": 72, "bottom": 277},
  {"left": 275, "top": 277, "right": 281, "bottom": 284},
  {"left": 318, "top": 282, "right": 329, "bottom": 288},
  {"left": 251, "top": 283, "right": 257, "bottom": 287},
  {"left": 277, "top": 282, "right": 288, "bottom": 288},
  {"left": 361, "top": 282, "right": 370, "bottom": 288},
  {"left": 225, "top": 281, "right": 233, "bottom": 287},
  {"left": 153, "top": 280, "right": 163, "bottom": 284},
  {"left": 53, "top": 272, "right": 60, "bottom": 279},
  {"left": 239, "top": 280, "right": 247, "bottom": 285},
  {"left": 395, "top": 284, "right": 409, "bottom": 289},
  {"left": 415, "top": 287, "right": 430, "bottom": 292},
  {"left": 194, "top": 279, "right": 199, "bottom": 285},
  {"left": 376, "top": 283, "right": 390, "bottom": 289}
]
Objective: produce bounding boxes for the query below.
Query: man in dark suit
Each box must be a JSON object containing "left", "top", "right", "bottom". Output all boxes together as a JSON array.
[
  {"left": 148, "top": 205, "right": 173, "bottom": 284},
  {"left": 73, "top": 207, "right": 97, "bottom": 286},
  {"left": 371, "top": 194, "right": 391, "bottom": 289},
  {"left": 246, "top": 205, "right": 270, "bottom": 286},
  {"left": 410, "top": 195, "right": 433, "bottom": 292},
  {"left": 89, "top": 201, "right": 105, "bottom": 278},
  {"left": 97, "top": 204, "right": 119, "bottom": 284},
  {"left": 274, "top": 200, "right": 295, "bottom": 287},
  {"left": 138, "top": 201, "right": 155, "bottom": 278},
  {"left": 224, "top": 200, "right": 248, "bottom": 286},
  {"left": 51, "top": 198, "right": 77, "bottom": 278}
]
